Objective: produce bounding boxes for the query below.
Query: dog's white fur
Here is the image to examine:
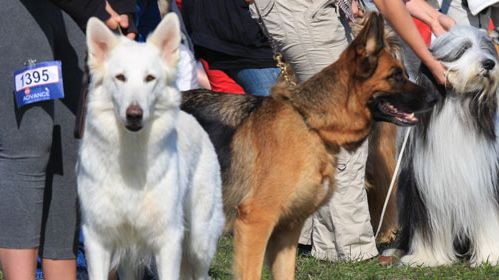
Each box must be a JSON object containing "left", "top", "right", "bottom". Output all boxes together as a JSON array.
[
  {"left": 401, "top": 26, "right": 499, "bottom": 267},
  {"left": 78, "top": 14, "right": 224, "bottom": 279}
]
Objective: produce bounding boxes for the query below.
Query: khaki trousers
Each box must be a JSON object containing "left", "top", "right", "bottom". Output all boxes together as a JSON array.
[{"left": 251, "top": 0, "right": 378, "bottom": 261}]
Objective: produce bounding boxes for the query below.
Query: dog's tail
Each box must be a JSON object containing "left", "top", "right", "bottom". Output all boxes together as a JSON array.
[{"left": 181, "top": 89, "right": 264, "bottom": 128}]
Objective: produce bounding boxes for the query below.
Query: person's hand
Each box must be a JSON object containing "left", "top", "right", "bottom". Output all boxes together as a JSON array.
[
  {"left": 352, "top": 0, "right": 365, "bottom": 18},
  {"left": 426, "top": 59, "right": 447, "bottom": 85},
  {"left": 105, "top": 1, "right": 136, "bottom": 40},
  {"left": 430, "top": 14, "right": 455, "bottom": 37}
]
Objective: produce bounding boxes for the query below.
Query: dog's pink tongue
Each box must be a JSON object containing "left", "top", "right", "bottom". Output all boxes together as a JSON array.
[{"left": 403, "top": 112, "right": 418, "bottom": 122}]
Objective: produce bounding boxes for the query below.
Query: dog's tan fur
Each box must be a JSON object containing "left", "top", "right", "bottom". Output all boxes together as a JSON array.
[
  {"left": 216, "top": 14, "right": 429, "bottom": 279},
  {"left": 354, "top": 15, "right": 400, "bottom": 244},
  {"left": 365, "top": 122, "right": 399, "bottom": 243}
]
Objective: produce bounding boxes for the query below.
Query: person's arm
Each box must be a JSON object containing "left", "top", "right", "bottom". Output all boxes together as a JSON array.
[
  {"left": 405, "top": 0, "right": 454, "bottom": 36},
  {"left": 49, "top": 0, "right": 136, "bottom": 38},
  {"left": 373, "top": 0, "right": 447, "bottom": 84}
]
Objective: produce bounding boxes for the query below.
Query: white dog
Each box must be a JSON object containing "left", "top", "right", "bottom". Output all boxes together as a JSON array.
[{"left": 77, "top": 14, "right": 224, "bottom": 279}]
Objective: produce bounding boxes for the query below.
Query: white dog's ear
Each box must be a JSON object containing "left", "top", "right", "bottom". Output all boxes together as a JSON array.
[
  {"left": 147, "top": 13, "right": 181, "bottom": 68},
  {"left": 86, "top": 17, "right": 119, "bottom": 65}
]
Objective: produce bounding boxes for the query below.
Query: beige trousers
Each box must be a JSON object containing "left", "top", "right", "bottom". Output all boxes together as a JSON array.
[{"left": 251, "top": 0, "right": 378, "bottom": 261}]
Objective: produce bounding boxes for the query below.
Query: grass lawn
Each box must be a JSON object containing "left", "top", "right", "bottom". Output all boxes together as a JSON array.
[
  {"left": 210, "top": 235, "right": 499, "bottom": 279},
  {"left": 2, "top": 235, "right": 499, "bottom": 279}
]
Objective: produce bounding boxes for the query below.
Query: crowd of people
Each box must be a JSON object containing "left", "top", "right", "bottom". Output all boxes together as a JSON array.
[{"left": 0, "top": 0, "right": 497, "bottom": 279}]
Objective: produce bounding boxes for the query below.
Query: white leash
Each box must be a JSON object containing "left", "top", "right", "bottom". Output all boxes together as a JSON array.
[{"left": 374, "top": 127, "right": 411, "bottom": 239}]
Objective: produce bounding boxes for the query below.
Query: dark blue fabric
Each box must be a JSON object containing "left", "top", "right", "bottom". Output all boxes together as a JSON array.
[{"left": 136, "top": 0, "right": 161, "bottom": 42}]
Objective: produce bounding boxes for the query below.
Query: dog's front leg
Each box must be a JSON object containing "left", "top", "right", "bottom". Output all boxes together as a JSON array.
[
  {"left": 266, "top": 221, "right": 304, "bottom": 280},
  {"left": 155, "top": 228, "right": 184, "bottom": 280},
  {"left": 233, "top": 210, "right": 276, "bottom": 280},
  {"left": 470, "top": 211, "right": 499, "bottom": 267},
  {"left": 83, "top": 226, "right": 112, "bottom": 280}
]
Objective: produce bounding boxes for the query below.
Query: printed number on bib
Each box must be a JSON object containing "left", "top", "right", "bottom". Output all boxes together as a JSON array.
[{"left": 13, "top": 61, "right": 64, "bottom": 108}]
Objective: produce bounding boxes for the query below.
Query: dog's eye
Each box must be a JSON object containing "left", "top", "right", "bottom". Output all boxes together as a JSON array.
[
  {"left": 145, "top": 75, "right": 156, "bottom": 82},
  {"left": 388, "top": 68, "right": 404, "bottom": 82},
  {"left": 115, "top": 74, "right": 127, "bottom": 82}
]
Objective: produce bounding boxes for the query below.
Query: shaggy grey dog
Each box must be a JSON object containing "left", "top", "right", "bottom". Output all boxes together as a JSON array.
[{"left": 398, "top": 25, "right": 499, "bottom": 267}]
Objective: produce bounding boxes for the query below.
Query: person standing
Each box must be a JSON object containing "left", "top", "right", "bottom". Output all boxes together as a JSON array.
[
  {"left": 0, "top": 1, "right": 135, "bottom": 279},
  {"left": 182, "top": 0, "right": 280, "bottom": 96}
]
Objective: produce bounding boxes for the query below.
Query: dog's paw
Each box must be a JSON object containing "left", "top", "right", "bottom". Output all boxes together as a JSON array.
[{"left": 400, "top": 254, "right": 454, "bottom": 267}]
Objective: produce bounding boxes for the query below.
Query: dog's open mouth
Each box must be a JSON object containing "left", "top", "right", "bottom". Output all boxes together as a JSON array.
[{"left": 376, "top": 100, "right": 418, "bottom": 125}]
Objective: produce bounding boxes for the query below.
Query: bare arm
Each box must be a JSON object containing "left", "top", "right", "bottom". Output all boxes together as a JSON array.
[
  {"left": 405, "top": 0, "right": 454, "bottom": 36},
  {"left": 373, "top": 0, "right": 447, "bottom": 84}
]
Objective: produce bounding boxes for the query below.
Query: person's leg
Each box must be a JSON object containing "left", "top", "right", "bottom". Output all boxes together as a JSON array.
[
  {"left": 316, "top": 142, "right": 378, "bottom": 261},
  {"left": 0, "top": 105, "right": 53, "bottom": 276},
  {"left": 0, "top": 249, "right": 38, "bottom": 280},
  {"left": 200, "top": 59, "right": 245, "bottom": 93},
  {"left": 42, "top": 259, "right": 76, "bottom": 280},
  {"left": 40, "top": 126, "right": 78, "bottom": 280},
  {"left": 39, "top": 10, "right": 86, "bottom": 280},
  {"left": 226, "top": 67, "right": 280, "bottom": 96},
  {"left": 0, "top": 1, "right": 82, "bottom": 279},
  {"left": 252, "top": 0, "right": 349, "bottom": 82}
]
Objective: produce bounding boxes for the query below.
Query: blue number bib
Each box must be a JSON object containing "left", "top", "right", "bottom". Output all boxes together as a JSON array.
[{"left": 13, "top": 60, "right": 64, "bottom": 108}]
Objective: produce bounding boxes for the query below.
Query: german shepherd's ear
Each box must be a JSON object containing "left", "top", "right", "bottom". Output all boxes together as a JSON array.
[
  {"left": 147, "top": 13, "right": 181, "bottom": 68},
  {"left": 351, "top": 12, "right": 385, "bottom": 79},
  {"left": 86, "top": 17, "right": 119, "bottom": 67}
]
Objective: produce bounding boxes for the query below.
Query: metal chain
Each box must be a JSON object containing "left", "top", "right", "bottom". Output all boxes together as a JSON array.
[
  {"left": 252, "top": 1, "right": 297, "bottom": 89},
  {"left": 274, "top": 53, "right": 297, "bottom": 88}
]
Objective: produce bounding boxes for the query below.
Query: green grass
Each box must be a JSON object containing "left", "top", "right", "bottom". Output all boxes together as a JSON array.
[
  {"left": 2, "top": 235, "right": 498, "bottom": 280},
  {"left": 209, "top": 235, "right": 499, "bottom": 279}
]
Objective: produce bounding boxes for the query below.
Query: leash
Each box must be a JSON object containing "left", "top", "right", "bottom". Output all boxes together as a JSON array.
[
  {"left": 251, "top": 1, "right": 409, "bottom": 238},
  {"left": 374, "top": 127, "right": 411, "bottom": 239},
  {"left": 251, "top": 1, "right": 297, "bottom": 89}
]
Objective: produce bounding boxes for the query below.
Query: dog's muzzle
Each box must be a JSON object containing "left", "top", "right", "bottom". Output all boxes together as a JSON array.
[{"left": 125, "top": 104, "right": 143, "bottom": 131}]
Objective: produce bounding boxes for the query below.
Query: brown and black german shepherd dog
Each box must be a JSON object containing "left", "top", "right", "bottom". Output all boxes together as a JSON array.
[{"left": 182, "top": 13, "right": 437, "bottom": 280}]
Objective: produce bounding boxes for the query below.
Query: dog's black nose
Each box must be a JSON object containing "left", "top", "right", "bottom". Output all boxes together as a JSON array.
[
  {"left": 126, "top": 104, "right": 143, "bottom": 122},
  {"left": 482, "top": 59, "right": 496, "bottom": 70}
]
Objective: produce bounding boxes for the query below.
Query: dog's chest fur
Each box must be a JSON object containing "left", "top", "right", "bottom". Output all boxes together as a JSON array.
[
  {"left": 225, "top": 101, "right": 338, "bottom": 224},
  {"left": 77, "top": 114, "right": 190, "bottom": 247},
  {"left": 413, "top": 98, "right": 499, "bottom": 226}
]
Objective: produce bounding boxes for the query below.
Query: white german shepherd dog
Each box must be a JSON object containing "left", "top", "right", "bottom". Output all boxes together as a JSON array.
[{"left": 77, "top": 14, "right": 224, "bottom": 279}]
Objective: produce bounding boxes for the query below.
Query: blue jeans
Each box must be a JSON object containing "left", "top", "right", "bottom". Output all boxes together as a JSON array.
[{"left": 226, "top": 68, "right": 280, "bottom": 96}]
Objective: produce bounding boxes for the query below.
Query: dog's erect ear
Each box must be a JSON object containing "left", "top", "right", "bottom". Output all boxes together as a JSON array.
[
  {"left": 86, "top": 17, "right": 119, "bottom": 66},
  {"left": 351, "top": 12, "right": 385, "bottom": 78},
  {"left": 147, "top": 13, "right": 181, "bottom": 68}
]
